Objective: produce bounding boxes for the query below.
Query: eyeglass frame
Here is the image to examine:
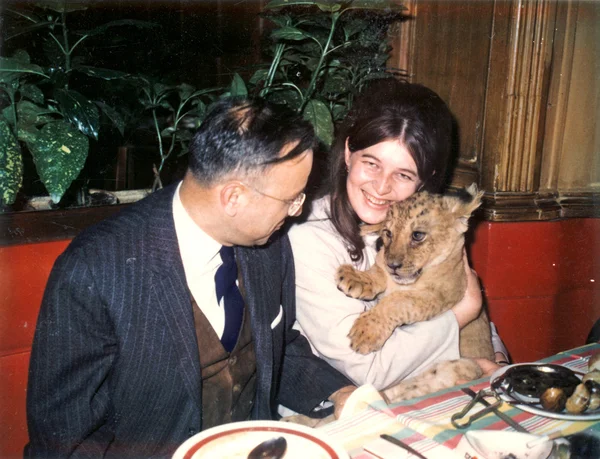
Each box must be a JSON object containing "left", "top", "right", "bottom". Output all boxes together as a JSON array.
[{"left": 240, "top": 182, "right": 306, "bottom": 216}]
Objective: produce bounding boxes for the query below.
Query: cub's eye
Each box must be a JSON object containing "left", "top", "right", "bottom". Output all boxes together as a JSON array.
[
  {"left": 382, "top": 229, "right": 392, "bottom": 239},
  {"left": 412, "top": 231, "right": 426, "bottom": 242}
]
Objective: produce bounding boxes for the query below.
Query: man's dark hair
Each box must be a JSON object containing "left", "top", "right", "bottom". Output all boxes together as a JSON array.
[
  {"left": 328, "top": 78, "right": 454, "bottom": 262},
  {"left": 188, "top": 97, "right": 317, "bottom": 185}
]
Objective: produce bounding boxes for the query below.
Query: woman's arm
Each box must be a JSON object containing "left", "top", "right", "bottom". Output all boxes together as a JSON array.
[
  {"left": 451, "top": 252, "right": 483, "bottom": 328},
  {"left": 289, "top": 221, "right": 461, "bottom": 391},
  {"left": 454, "top": 253, "right": 511, "bottom": 364}
]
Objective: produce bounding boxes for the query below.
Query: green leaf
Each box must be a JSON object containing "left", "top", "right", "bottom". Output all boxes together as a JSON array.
[
  {"left": 0, "top": 57, "right": 48, "bottom": 79},
  {"left": 95, "top": 101, "right": 125, "bottom": 137},
  {"left": 20, "top": 84, "right": 45, "bottom": 105},
  {"left": 178, "top": 83, "right": 196, "bottom": 101},
  {"left": 55, "top": 88, "right": 100, "bottom": 140},
  {"left": 73, "top": 65, "right": 129, "bottom": 80},
  {"left": 343, "top": 0, "right": 406, "bottom": 11},
  {"left": 0, "top": 117, "right": 23, "bottom": 205},
  {"left": 323, "top": 76, "right": 352, "bottom": 94},
  {"left": 153, "top": 82, "right": 174, "bottom": 99},
  {"left": 265, "top": 0, "right": 324, "bottom": 9},
  {"left": 16, "top": 100, "right": 48, "bottom": 126},
  {"left": 5, "top": 20, "right": 56, "bottom": 41},
  {"left": 26, "top": 121, "right": 88, "bottom": 203},
  {"left": 264, "top": 14, "right": 291, "bottom": 28},
  {"left": 17, "top": 122, "right": 42, "bottom": 144},
  {"left": 12, "top": 49, "right": 31, "bottom": 64},
  {"left": 316, "top": 3, "right": 341, "bottom": 12},
  {"left": 230, "top": 73, "right": 248, "bottom": 97},
  {"left": 249, "top": 68, "right": 270, "bottom": 85},
  {"left": 343, "top": 18, "right": 368, "bottom": 40},
  {"left": 271, "top": 26, "right": 311, "bottom": 41},
  {"left": 302, "top": 99, "right": 333, "bottom": 146},
  {"left": 160, "top": 126, "right": 175, "bottom": 137}
]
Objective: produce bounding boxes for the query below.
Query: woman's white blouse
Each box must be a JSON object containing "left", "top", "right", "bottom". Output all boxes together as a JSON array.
[{"left": 288, "top": 196, "right": 461, "bottom": 390}]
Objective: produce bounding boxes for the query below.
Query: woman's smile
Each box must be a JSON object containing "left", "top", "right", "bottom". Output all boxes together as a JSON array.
[{"left": 362, "top": 190, "right": 390, "bottom": 208}]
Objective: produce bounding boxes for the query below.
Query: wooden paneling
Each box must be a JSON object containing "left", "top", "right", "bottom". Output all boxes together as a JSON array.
[{"left": 389, "top": 0, "right": 599, "bottom": 221}]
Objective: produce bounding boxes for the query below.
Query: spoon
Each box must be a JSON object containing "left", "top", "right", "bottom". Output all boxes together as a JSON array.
[{"left": 247, "top": 436, "right": 287, "bottom": 459}]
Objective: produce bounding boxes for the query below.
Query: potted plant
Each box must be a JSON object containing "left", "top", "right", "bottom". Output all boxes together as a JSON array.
[
  {"left": 0, "top": 0, "right": 155, "bottom": 209},
  {"left": 0, "top": 0, "right": 404, "bottom": 212}
]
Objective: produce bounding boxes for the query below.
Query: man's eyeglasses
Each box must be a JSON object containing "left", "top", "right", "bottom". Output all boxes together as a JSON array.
[{"left": 241, "top": 182, "right": 306, "bottom": 216}]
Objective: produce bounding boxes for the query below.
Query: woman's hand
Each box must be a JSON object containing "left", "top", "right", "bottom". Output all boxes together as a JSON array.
[
  {"left": 451, "top": 251, "right": 483, "bottom": 329},
  {"left": 474, "top": 358, "right": 502, "bottom": 378}
]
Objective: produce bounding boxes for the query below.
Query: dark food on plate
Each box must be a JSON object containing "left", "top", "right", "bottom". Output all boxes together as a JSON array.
[
  {"left": 491, "top": 364, "right": 580, "bottom": 399},
  {"left": 493, "top": 354, "right": 600, "bottom": 415}
]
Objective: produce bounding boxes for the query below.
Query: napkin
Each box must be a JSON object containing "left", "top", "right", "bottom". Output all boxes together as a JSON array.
[{"left": 339, "top": 384, "right": 388, "bottom": 419}]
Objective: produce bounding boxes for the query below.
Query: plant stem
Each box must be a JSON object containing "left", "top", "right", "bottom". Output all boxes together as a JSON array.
[
  {"left": 151, "top": 108, "right": 165, "bottom": 190},
  {"left": 301, "top": 11, "right": 340, "bottom": 111},
  {"left": 61, "top": 10, "right": 71, "bottom": 73},
  {"left": 261, "top": 42, "right": 286, "bottom": 97},
  {"left": 281, "top": 82, "right": 304, "bottom": 99},
  {"left": 70, "top": 34, "right": 89, "bottom": 55}
]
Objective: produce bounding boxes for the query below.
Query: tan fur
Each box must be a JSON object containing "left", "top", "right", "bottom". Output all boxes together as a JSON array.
[{"left": 336, "top": 184, "right": 495, "bottom": 401}]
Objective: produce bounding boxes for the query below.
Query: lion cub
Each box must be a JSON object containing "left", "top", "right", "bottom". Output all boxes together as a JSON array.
[{"left": 336, "top": 184, "right": 495, "bottom": 400}]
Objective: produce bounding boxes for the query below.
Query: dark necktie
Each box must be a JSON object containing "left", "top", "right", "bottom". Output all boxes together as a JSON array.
[{"left": 214, "top": 246, "right": 244, "bottom": 352}]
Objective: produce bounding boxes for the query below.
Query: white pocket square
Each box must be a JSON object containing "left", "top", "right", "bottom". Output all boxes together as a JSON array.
[{"left": 270, "top": 306, "right": 283, "bottom": 329}]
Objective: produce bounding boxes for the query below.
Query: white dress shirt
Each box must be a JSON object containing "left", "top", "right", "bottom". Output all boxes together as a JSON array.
[{"left": 172, "top": 183, "right": 226, "bottom": 337}]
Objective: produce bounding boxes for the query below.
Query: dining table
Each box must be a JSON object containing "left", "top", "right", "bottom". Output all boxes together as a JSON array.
[{"left": 318, "top": 342, "right": 600, "bottom": 458}]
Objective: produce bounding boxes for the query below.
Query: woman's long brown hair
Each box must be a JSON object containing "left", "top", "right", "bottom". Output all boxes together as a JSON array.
[{"left": 328, "top": 78, "right": 454, "bottom": 262}]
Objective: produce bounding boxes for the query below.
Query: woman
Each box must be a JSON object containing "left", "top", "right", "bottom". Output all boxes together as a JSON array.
[{"left": 289, "top": 79, "right": 507, "bottom": 390}]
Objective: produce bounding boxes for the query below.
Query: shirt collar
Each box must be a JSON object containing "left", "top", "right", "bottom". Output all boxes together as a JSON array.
[{"left": 173, "top": 182, "right": 222, "bottom": 273}]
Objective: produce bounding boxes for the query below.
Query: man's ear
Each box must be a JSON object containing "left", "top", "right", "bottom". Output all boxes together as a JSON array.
[{"left": 220, "top": 182, "right": 246, "bottom": 217}]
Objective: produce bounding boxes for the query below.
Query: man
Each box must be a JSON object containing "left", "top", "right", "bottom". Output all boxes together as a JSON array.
[{"left": 26, "top": 97, "right": 355, "bottom": 458}]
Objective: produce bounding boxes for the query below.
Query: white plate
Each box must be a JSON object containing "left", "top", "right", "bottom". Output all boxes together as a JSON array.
[
  {"left": 172, "top": 420, "right": 349, "bottom": 459},
  {"left": 464, "top": 430, "right": 553, "bottom": 459},
  {"left": 490, "top": 363, "right": 600, "bottom": 421}
]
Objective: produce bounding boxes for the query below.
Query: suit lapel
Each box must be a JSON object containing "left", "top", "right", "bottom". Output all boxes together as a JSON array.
[{"left": 145, "top": 185, "right": 202, "bottom": 410}]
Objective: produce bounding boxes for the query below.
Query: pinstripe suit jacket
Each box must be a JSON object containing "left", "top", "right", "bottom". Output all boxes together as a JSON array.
[{"left": 25, "top": 184, "right": 351, "bottom": 458}]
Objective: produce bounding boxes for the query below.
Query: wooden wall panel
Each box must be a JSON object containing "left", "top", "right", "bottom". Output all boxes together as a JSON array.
[
  {"left": 390, "top": 0, "right": 495, "bottom": 187},
  {"left": 389, "top": 0, "right": 599, "bottom": 221}
]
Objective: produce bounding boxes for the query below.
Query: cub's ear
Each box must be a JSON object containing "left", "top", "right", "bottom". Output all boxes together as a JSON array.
[
  {"left": 444, "top": 183, "right": 484, "bottom": 233},
  {"left": 360, "top": 222, "right": 384, "bottom": 236}
]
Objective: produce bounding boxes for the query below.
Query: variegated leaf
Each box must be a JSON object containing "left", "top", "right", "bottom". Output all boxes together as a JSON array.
[
  {"left": 0, "top": 117, "right": 23, "bottom": 205},
  {"left": 27, "top": 121, "right": 88, "bottom": 203},
  {"left": 302, "top": 99, "right": 333, "bottom": 147}
]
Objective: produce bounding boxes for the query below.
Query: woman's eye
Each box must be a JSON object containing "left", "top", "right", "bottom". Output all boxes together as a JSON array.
[
  {"left": 382, "top": 229, "right": 392, "bottom": 239},
  {"left": 412, "top": 231, "right": 426, "bottom": 242},
  {"left": 397, "top": 173, "right": 413, "bottom": 181}
]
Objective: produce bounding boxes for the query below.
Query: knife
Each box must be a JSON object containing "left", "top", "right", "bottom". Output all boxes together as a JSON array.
[
  {"left": 380, "top": 434, "right": 428, "bottom": 459},
  {"left": 461, "top": 387, "right": 529, "bottom": 433}
]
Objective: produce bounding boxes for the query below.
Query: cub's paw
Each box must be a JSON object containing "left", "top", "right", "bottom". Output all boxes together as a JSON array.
[
  {"left": 336, "top": 265, "right": 378, "bottom": 300},
  {"left": 348, "top": 310, "right": 394, "bottom": 354}
]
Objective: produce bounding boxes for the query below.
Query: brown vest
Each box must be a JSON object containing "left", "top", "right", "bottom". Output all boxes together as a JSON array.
[{"left": 191, "top": 294, "right": 257, "bottom": 430}]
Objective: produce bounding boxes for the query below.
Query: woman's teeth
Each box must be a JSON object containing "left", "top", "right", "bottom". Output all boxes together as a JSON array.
[{"left": 364, "top": 192, "right": 387, "bottom": 206}]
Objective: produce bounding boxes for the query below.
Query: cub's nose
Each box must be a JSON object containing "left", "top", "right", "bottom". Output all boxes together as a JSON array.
[{"left": 387, "top": 261, "right": 403, "bottom": 270}]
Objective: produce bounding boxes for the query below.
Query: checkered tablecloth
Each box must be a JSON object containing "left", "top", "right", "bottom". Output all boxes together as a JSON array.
[{"left": 320, "top": 343, "right": 600, "bottom": 458}]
